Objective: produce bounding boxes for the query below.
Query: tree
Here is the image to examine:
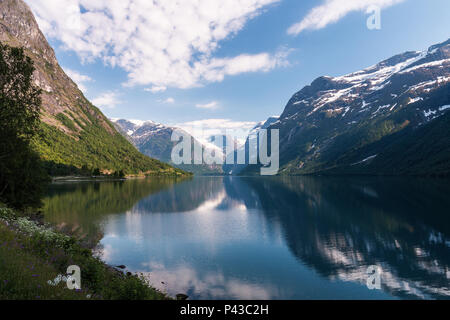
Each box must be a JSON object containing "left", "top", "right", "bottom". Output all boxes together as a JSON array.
[
  {"left": 81, "top": 165, "right": 90, "bottom": 176},
  {"left": 113, "top": 170, "right": 125, "bottom": 179},
  {"left": 0, "top": 44, "right": 49, "bottom": 209}
]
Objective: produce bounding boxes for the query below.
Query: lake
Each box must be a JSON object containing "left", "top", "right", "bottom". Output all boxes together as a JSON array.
[{"left": 42, "top": 176, "right": 450, "bottom": 300}]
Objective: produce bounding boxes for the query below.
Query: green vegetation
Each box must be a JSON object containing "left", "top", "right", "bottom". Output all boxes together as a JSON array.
[
  {"left": 333, "top": 112, "right": 450, "bottom": 177},
  {"left": 33, "top": 122, "right": 188, "bottom": 177},
  {"left": 55, "top": 113, "right": 77, "bottom": 132},
  {"left": 0, "top": 206, "right": 168, "bottom": 300},
  {"left": 0, "top": 43, "right": 50, "bottom": 209}
]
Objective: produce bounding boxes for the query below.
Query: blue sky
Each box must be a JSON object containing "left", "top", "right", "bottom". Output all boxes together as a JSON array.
[{"left": 26, "top": 0, "right": 450, "bottom": 130}]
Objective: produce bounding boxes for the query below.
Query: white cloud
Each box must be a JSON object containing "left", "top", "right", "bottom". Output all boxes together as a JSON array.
[
  {"left": 176, "top": 118, "right": 257, "bottom": 145},
  {"left": 178, "top": 119, "right": 257, "bottom": 131},
  {"left": 138, "top": 262, "right": 276, "bottom": 300},
  {"left": 26, "top": 0, "right": 287, "bottom": 89},
  {"left": 287, "top": 0, "right": 405, "bottom": 35},
  {"left": 64, "top": 68, "right": 92, "bottom": 93},
  {"left": 91, "top": 91, "right": 121, "bottom": 109},
  {"left": 196, "top": 101, "right": 219, "bottom": 110},
  {"left": 145, "top": 86, "right": 167, "bottom": 94},
  {"left": 160, "top": 97, "right": 175, "bottom": 104}
]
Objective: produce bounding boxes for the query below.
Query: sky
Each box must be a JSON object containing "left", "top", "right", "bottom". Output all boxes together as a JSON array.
[{"left": 25, "top": 0, "right": 450, "bottom": 132}]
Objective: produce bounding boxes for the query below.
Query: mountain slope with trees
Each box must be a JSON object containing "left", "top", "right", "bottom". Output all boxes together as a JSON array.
[{"left": 0, "top": 0, "right": 185, "bottom": 176}]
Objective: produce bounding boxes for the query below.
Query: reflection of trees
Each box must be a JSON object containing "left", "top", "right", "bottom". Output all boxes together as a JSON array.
[
  {"left": 242, "top": 177, "right": 450, "bottom": 300},
  {"left": 42, "top": 178, "right": 187, "bottom": 246}
]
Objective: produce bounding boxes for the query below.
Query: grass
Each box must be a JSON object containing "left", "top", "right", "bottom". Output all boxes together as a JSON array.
[
  {"left": 0, "top": 206, "right": 169, "bottom": 300},
  {"left": 0, "top": 222, "right": 88, "bottom": 300}
]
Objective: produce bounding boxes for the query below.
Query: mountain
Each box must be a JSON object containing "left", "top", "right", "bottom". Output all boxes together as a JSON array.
[
  {"left": 206, "top": 134, "right": 242, "bottom": 159},
  {"left": 243, "top": 39, "right": 450, "bottom": 176},
  {"left": 113, "top": 118, "right": 284, "bottom": 176},
  {"left": 112, "top": 119, "right": 224, "bottom": 175},
  {"left": 223, "top": 116, "right": 279, "bottom": 175},
  {"left": 251, "top": 116, "right": 280, "bottom": 133},
  {"left": 0, "top": 0, "right": 185, "bottom": 176}
]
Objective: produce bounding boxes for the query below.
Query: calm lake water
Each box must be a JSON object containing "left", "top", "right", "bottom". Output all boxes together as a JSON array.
[{"left": 42, "top": 176, "right": 450, "bottom": 300}]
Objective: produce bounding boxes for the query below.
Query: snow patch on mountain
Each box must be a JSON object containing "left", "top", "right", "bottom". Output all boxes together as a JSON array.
[
  {"left": 334, "top": 50, "right": 427, "bottom": 86},
  {"left": 423, "top": 109, "right": 437, "bottom": 118},
  {"left": 399, "top": 59, "right": 450, "bottom": 74},
  {"left": 351, "top": 155, "right": 377, "bottom": 166},
  {"left": 408, "top": 97, "right": 424, "bottom": 105}
]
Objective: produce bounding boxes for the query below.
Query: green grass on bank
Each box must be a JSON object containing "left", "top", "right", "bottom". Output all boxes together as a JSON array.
[{"left": 0, "top": 207, "right": 168, "bottom": 300}]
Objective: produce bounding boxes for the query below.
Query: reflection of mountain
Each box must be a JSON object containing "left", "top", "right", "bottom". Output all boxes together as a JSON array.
[
  {"left": 43, "top": 178, "right": 184, "bottom": 245},
  {"left": 220, "top": 177, "right": 262, "bottom": 211},
  {"left": 134, "top": 178, "right": 224, "bottom": 213},
  {"left": 241, "top": 177, "right": 450, "bottom": 299},
  {"left": 43, "top": 176, "right": 450, "bottom": 299}
]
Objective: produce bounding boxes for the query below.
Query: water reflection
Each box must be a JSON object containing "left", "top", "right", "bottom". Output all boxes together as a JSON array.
[
  {"left": 42, "top": 176, "right": 450, "bottom": 299},
  {"left": 243, "top": 177, "right": 450, "bottom": 299}
]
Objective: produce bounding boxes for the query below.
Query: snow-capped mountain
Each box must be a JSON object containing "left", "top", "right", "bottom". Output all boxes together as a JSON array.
[
  {"left": 113, "top": 119, "right": 172, "bottom": 146},
  {"left": 112, "top": 119, "right": 224, "bottom": 175},
  {"left": 114, "top": 117, "right": 281, "bottom": 176},
  {"left": 249, "top": 116, "right": 280, "bottom": 135},
  {"left": 281, "top": 41, "right": 449, "bottom": 124},
  {"left": 244, "top": 38, "right": 450, "bottom": 176}
]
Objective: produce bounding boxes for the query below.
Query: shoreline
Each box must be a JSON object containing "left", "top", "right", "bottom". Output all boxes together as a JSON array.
[
  {"left": 51, "top": 176, "right": 128, "bottom": 183},
  {"left": 0, "top": 206, "right": 170, "bottom": 300}
]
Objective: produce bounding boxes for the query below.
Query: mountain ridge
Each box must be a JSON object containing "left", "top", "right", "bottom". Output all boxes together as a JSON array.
[{"left": 242, "top": 38, "right": 450, "bottom": 176}]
